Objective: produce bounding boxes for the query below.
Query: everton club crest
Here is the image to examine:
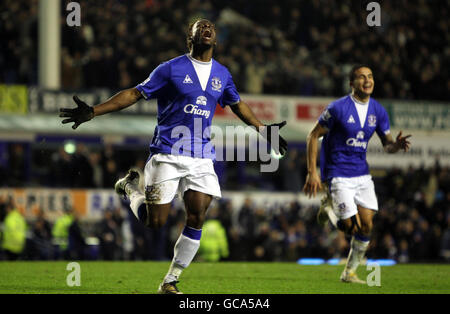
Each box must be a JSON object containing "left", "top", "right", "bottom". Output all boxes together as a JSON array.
[
  {"left": 211, "top": 77, "right": 222, "bottom": 92},
  {"left": 368, "top": 114, "right": 377, "bottom": 127}
]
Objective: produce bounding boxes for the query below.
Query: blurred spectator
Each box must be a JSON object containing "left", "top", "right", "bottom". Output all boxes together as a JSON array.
[
  {"left": 280, "top": 149, "right": 304, "bottom": 192},
  {"left": 89, "top": 152, "right": 104, "bottom": 188},
  {"left": 252, "top": 222, "right": 284, "bottom": 261},
  {"left": 377, "top": 233, "right": 398, "bottom": 260},
  {"left": 98, "top": 209, "right": 120, "bottom": 260},
  {"left": 441, "top": 215, "right": 450, "bottom": 262},
  {"left": 52, "top": 207, "right": 74, "bottom": 259},
  {"left": 121, "top": 213, "right": 135, "bottom": 260},
  {"left": 50, "top": 148, "right": 74, "bottom": 187},
  {"left": 30, "top": 209, "right": 53, "bottom": 260},
  {"left": 237, "top": 197, "right": 256, "bottom": 260},
  {"left": 2, "top": 150, "right": 450, "bottom": 263},
  {"left": 397, "top": 239, "right": 410, "bottom": 263},
  {"left": 68, "top": 209, "right": 87, "bottom": 260},
  {"left": 72, "top": 143, "right": 94, "bottom": 188},
  {"left": 198, "top": 206, "right": 229, "bottom": 262},
  {"left": 103, "top": 159, "right": 118, "bottom": 188},
  {"left": 0, "top": 195, "right": 7, "bottom": 222},
  {"left": 7, "top": 144, "right": 27, "bottom": 187},
  {"left": 1, "top": 198, "right": 27, "bottom": 260}
]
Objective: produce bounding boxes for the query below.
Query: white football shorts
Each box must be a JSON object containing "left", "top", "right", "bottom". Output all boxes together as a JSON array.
[
  {"left": 144, "top": 153, "right": 222, "bottom": 204},
  {"left": 328, "top": 175, "right": 378, "bottom": 220}
]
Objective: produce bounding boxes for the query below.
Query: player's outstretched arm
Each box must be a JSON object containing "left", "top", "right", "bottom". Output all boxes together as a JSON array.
[
  {"left": 59, "top": 88, "right": 142, "bottom": 130},
  {"left": 230, "top": 100, "right": 288, "bottom": 155},
  {"left": 380, "top": 131, "right": 411, "bottom": 154},
  {"left": 303, "top": 122, "right": 328, "bottom": 198}
]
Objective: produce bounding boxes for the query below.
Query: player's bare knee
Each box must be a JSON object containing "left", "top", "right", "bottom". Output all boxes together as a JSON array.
[
  {"left": 337, "top": 218, "right": 359, "bottom": 236},
  {"left": 186, "top": 212, "right": 205, "bottom": 229},
  {"left": 360, "top": 221, "right": 373, "bottom": 236},
  {"left": 345, "top": 225, "right": 357, "bottom": 236}
]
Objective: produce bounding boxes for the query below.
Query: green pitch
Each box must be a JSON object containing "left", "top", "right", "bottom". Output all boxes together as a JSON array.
[{"left": 0, "top": 262, "right": 448, "bottom": 294}]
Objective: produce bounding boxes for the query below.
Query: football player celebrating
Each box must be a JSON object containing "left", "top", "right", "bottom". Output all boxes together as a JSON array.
[
  {"left": 60, "top": 19, "right": 287, "bottom": 294},
  {"left": 303, "top": 65, "right": 411, "bottom": 283}
]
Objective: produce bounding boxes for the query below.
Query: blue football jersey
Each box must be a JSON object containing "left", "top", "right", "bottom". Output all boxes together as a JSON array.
[
  {"left": 318, "top": 95, "right": 390, "bottom": 181},
  {"left": 136, "top": 54, "right": 240, "bottom": 159}
]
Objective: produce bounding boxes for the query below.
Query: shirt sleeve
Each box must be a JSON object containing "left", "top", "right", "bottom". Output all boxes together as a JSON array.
[
  {"left": 135, "top": 62, "right": 170, "bottom": 100},
  {"left": 218, "top": 71, "right": 240, "bottom": 108},
  {"left": 318, "top": 102, "right": 338, "bottom": 131},
  {"left": 376, "top": 103, "right": 391, "bottom": 138}
]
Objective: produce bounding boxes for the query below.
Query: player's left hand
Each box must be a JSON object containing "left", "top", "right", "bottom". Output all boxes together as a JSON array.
[
  {"left": 303, "top": 172, "right": 322, "bottom": 198},
  {"left": 395, "top": 131, "right": 411, "bottom": 152},
  {"left": 262, "top": 121, "right": 288, "bottom": 156},
  {"left": 59, "top": 96, "right": 95, "bottom": 130}
]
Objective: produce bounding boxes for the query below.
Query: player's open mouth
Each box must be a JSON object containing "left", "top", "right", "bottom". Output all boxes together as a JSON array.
[{"left": 202, "top": 30, "right": 212, "bottom": 39}]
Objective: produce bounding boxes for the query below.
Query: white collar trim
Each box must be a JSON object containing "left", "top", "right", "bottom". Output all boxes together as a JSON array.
[
  {"left": 350, "top": 94, "right": 369, "bottom": 106},
  {"left": 187, "top": 53, "right": 212, "bottom": 65}
]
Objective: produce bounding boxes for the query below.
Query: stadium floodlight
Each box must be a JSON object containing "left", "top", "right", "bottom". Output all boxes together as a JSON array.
[{"left": 64, "top": 140, "right": 76, "bottom": 154}]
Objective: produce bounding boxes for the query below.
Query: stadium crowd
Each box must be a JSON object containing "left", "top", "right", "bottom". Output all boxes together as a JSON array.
[
  {"left": 0, "top": 0, "right": 449, "bottom": 263},
  {"left": 1, "top": 0, "right": 448, "bottom": 101},
  {"left": 1, "top": 155, "right": 449, "bottom": 263}
]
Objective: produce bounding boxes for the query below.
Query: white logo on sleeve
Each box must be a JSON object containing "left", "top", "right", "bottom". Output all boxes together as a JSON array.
[
  {"left": 321, "top": 109, "right": 331, "bottom": 122},
  {"left": 183, "top": 75, "right": 193, "bottom": 84},
  {"left": 140, "top": 77, "right": 150, "bottom": 86}
]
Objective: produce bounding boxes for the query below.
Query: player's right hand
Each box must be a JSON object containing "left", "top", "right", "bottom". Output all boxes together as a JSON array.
[
  {"left": 262, "top": 121, "right": 288, "bottom": 156},
  {"left": 59, "top": 96, "right": 94, "bottom": 130},
  {"left": 303, "top": 172, "right": 322, "bottom": 198}
]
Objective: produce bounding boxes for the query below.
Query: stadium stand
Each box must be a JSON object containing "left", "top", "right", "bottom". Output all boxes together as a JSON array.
[{"left": 0, "top": 0, "right": 448, "bottom": 100}]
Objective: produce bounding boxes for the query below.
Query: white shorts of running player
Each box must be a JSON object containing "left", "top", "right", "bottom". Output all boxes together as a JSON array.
[
  {"left": 329, "top": 175, "right": 378, "bottom": 220},
  {"left": 144, "top": 153, "right": 221, "bottom": 204}
]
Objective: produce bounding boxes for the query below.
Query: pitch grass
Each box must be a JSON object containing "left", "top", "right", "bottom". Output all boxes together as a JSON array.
[{"left": 0, "top": 261, "right": 448, "bottom": 294}]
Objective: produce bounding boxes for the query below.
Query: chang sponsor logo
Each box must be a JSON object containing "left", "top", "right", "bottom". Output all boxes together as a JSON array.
[
  {"left": 346, "top": 138, "right": 368, "bottom": 149},
  {"left": 184, "top": 104, "right": 211, "bottom": 119}
]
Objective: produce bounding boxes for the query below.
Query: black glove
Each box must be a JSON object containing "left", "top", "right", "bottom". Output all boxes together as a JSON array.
[
  {"left": 261, "top": 121, "right": 288, "bottom": 156},
  {"left": 59, "top": 96, "right": 94, "bottom": 130}
]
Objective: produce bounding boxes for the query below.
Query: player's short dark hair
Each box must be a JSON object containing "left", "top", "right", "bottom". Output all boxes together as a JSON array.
[{"left": 349, "top": 64, "right": 372, "bottom": 82}]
